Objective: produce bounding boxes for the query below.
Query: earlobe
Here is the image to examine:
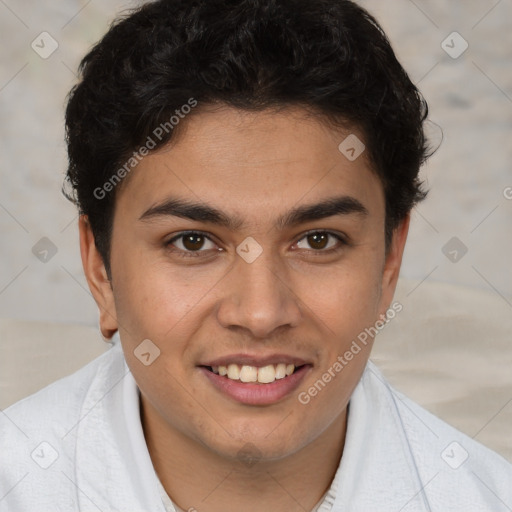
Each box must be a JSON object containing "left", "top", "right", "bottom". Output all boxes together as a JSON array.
[
  {"left": 78, "top": 215, "right": 118, "bottom": 339},
  {"left": 379, "top": 214, "right": 410, "bottom": 315}
]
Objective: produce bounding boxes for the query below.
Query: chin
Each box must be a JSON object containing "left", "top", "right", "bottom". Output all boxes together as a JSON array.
[{"left": 201, "top": 426, "right": 302, "bottom": 463}]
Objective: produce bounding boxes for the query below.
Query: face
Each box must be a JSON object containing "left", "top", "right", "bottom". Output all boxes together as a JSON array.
[{"left": 81, "top": 105, "right": 407, "bottom": 463}]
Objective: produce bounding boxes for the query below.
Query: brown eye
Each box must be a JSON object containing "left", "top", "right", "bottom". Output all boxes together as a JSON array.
[
  {"left": 307, "top": 233, "right": 328, "bottom": 250},
  {"left": 295, "top": 231, "right": 345, "bottom": 252},
  {"left": 182, "top": 233, "right": 206, "bottom": 251},
  {"left": 167, "top": 231, "right": 217, "bottom": 254}
]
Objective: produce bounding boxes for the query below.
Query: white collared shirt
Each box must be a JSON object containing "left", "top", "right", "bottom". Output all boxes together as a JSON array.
[
  {"left": 1, "top": 336, "right": 511, "bottom": 511},
  {"left": 155, "top": 464, "right": 337, "bottom": 512}
]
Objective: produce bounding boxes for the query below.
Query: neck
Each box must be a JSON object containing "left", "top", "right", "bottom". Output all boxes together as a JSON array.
[{"left": 141, "top": 397, "right": 347, "bottom": 512}]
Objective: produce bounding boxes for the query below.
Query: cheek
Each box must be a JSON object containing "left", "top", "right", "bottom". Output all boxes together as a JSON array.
[
  {"left": 112, "top": 255, "right": 222, "bottom": 339},
  {"left": 299, "top": 258, "right": 383, "bottom": 338},
  {"left": 294, "top": 271, "right": 380, "bottom": 432}
]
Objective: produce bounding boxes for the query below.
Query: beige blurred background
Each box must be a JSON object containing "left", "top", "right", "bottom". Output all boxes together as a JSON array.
[{"left": 1, "top": 0, "right": 511, "bottom": 325}]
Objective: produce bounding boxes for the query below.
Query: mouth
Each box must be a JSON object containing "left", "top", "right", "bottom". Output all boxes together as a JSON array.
[{"left": 198, "top": 360, "right": 312, "bottom": 405}]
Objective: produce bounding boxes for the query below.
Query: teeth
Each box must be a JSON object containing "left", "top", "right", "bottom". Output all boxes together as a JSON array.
[
  {"left": 227, "top": 364, "right": 240, "bottom": 380},
  {"left": 211, "top": 363, "right": 298, "bottom": 384},
  {"left": 257, "top": 365, "right": 276, "bottom": 383},
  {"left": 275, "top": 364, "right": 287, "bottom": 379},
  {"left": 239, "top": 366, "right": 258, "bottom": 383}
]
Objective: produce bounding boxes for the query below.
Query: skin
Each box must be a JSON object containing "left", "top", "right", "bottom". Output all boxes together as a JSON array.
[{"left": 80, "top": 105, "right": 409, "bottom": 512}]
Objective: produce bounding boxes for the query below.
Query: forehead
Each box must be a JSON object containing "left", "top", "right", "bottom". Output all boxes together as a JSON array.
[{"left": 115, "top": 105, "right": 384, "bottom": 223}]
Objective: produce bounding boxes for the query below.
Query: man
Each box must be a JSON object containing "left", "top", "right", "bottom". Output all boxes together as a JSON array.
[{"left": 1, "top": 0, "right": 511, "bottom": 511}]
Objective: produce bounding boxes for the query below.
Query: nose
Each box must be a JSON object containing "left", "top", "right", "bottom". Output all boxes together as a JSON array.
[{"left": 216, "top": 248, "right": 302, "bottom": 339}]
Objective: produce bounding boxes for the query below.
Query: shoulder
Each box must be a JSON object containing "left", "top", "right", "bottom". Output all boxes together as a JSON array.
[
  {"left": 365, "top": 361, "right": 512, "bottom": 511},
  {"left": 1, "top": 341, "right": 124, "bottom": 436},
  {"left": 0, "top": 341, "right": 126, "bottom": 510}
]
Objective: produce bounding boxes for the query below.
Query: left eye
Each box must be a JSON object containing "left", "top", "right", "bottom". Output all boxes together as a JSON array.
[
  {"left": 167, "top": 232, "right": 217, "bottom": 253},
  {"left": 295, "top": 231, "right": 344, "bottom": 251}
]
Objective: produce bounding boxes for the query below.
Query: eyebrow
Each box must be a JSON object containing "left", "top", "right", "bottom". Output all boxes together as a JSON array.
[{"left": 139, "top": 195, "right": 368, "bottom": 230}]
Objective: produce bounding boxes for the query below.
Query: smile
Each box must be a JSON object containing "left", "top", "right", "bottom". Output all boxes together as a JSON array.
[{"left": 200, "top": 363, "right": 312, "bottom": 405}]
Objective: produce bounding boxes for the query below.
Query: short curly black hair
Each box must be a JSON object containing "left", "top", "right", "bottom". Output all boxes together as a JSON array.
[{"left": 64, "top": 0, "right": 431, "bottom": 273}]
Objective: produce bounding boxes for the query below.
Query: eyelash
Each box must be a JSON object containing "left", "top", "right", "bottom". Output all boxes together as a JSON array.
[{"left": 164, "top": 230, "right": 348, "bottom": 258}]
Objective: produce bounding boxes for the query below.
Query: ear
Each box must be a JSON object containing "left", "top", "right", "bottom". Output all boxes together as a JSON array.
[
  {"left": 79, "top": 215, "right": 118, "bottom": 339},
  {"left": 378, "top": 214, "right": 410, "bottom": 316}
]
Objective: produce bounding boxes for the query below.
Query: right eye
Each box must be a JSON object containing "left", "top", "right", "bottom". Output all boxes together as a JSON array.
[{"left": 165, "top": 231, "right": 220, "bottom": 257}]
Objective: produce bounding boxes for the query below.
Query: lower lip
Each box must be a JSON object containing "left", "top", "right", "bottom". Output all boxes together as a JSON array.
[{"left": 199, "top": 365, "right": 311, "bottom": 405}]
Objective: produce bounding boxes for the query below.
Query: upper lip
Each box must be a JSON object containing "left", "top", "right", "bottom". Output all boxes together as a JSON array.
[{"left": 199, "top": 353, "right": 311, "bottom": 368}]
